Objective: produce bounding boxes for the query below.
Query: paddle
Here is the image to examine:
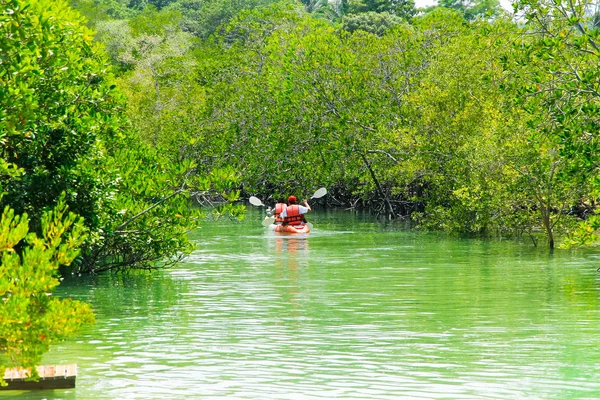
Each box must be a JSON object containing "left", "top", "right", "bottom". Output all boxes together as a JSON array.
[
  {"left": 311, "top": 187, "right": 327, "bottom": 199},
  {"left": 249, "top": 196, "right": 274, "bottom": 226},
  {"left": 306, "top": 187, "right": 327, "bottom": 230},
  {"left": 262, "top": 216, "right": 275, "bottom": 227},
  {"left": 283, "top": 187, "right": 327, "bottom": 229},
  {"left": 249, "top": 196, "right": 265, "bottom": 207}
]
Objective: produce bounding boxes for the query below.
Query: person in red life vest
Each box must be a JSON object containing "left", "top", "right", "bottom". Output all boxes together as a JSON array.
[
  {"left": 279, "top": 195, "right": 311, "bottom": 226},
  {"left": 267, "top": 198, "right": 288, "bottom": 223}
]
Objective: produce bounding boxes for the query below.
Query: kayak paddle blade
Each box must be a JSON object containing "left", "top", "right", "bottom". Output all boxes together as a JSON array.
[
  {"left": 307, "top": 222, "right": 313, "bottom": 230},
  {"left": 249, "top": 196, "right": 264, "bottom": 207},
  {"left": 311, "top": 187, "right": 327, "bottom": 199},
  {"left": 262, "top": 216, "right": 275, "bottom": 227}
]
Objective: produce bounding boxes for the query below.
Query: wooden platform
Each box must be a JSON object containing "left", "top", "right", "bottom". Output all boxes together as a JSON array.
[{"left": 1, "top": 364, "right": 76, "bottom": 390}]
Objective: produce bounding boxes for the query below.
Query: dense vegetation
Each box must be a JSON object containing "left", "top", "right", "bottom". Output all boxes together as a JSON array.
[
  {"left": 0, "top": 0, "right": 241, "bottom": 376},
  {"left": 62, "top": 0, "right": 600, "bottom": 250},
  {"left": 2, "top": 0, "right": 600, "bottom": 377}
]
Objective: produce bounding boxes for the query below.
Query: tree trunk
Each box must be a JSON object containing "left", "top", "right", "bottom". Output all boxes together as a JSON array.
[
  {"left": 359, "top": 152, "right": 395, "bottom": 219},
  {"left": 541, "top": 205, "right": 554, "bottom": 249}
]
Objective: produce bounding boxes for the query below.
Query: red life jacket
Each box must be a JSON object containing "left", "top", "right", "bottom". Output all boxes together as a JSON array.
[
  {"left": 274, "top": 203, "right": 287, "bottom": 223},
  {"left": 283, "top": 204, "right": 306, "bottom": 226}
]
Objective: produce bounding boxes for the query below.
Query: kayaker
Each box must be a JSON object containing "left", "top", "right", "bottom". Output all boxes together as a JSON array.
[
  {"left": 280, "top": 195, "right": 311, "bottom": 226},
  {"left": 267, "top": 198, "right": 287, "bottom": 223}
]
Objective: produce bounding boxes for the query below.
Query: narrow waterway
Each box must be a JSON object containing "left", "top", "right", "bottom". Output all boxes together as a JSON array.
[{"left": 8, "top": 209, "right": 600, "bottom": 399}]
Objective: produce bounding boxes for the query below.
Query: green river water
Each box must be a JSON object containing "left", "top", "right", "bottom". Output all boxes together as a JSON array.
[{"left": 5, "top": 209, "right": 600, "bottom": 399}]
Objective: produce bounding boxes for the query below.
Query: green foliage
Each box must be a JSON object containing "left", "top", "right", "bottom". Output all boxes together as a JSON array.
[
  {"left": 0, "top": 2, "right": 92, "bottom": 376},
  {"left": 300, "top": 0, "right": 346, "bottom": 21},
  {"left": 392, "top": 13, "right": 519, "bottom": 233},
  {"left": 191, "top": 5, "right": 587, "bottom": 244},
  {"left": 68, "top": 0, "right": 138, "bottom": 23},
  {"left": 129, "top": 0, "right": 179, "bottom": 9},
  {"left": 0, "top": 0, "right": 126, "bottom": 233},
  {"left": 82, "top": 0, "right": 600, "bottom": 252},
  {"left": 81, "top": 5, "right": 246, "bottom": 273},
  {"left": 0, "top": 201, "right": 94, "bottom": 383},
  {"left": 427, "top": 0, "right": 502, "bottom": 20},
  {"left": 79, "top": 138, "right": 244, "bottom": 273},
  {"left": 166, "top": 0, "right": 288, "bottom": 38},
  {"left": 347, "top": 0, "right": 416, "bottom": 20},
  {"left": 563, "top": 213, "right": 600, "bottom": 247},
  {"left": 128, "top": 4, "right": 182, "bottom": 34},
  {"left": 1, "top": 0, "right": 240, "bottom": 273},
  {"left": 342, "top": 11, "right": 406, "bottom": 35},
  {"left": 508, "top": 0, "right": 600, "bottom": 247},
  {"left": 73, "top": 0, "right": 289, "bottom": 38},
  {"left": 172, "top": 8, "right": 425, "bottom": 220}
]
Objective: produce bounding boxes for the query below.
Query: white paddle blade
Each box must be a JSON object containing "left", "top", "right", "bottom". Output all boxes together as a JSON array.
[
  {"left": 249, "top": 196, "right": 264, "bottom": 207},
  {"left": 311, "top": 187, "right": 327, "bottom": 199},
  {"left": 307, "top": 222, "right": 313, "bottom": 230},
  {"left": 262, "top": 216, "right": 275, "bottom": 227}
]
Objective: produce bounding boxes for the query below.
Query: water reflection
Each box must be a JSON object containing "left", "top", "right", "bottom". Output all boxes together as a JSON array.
[
  {"left": 271, "top": 237, "right": 310, "bottom": 320},
  {"left": 8, "top": 210, "right": 600, "bottom": 399},
  {"left": 273, "top": 236, "right": 309, "bottom": 266}
]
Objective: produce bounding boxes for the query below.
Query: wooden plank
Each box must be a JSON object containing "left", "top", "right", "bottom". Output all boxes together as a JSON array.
[
  {"left": 0, "top": 364, "right": 77, "bottom": 390},
  {"left": 65, "top": 364, "right": 77, "bottom": 377},
  {"left": 0, "top": 376, "right": 76, "bottom": 390}
]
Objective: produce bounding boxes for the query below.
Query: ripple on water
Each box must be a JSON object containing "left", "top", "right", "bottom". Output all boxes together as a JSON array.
[{"left": 34, "top": 211, "right": 600, "bottom": 399}]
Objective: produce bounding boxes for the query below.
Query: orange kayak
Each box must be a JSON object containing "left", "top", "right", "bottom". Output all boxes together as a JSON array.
[{"left": 271, "top": 224, "right": 311, "bottom": 234}]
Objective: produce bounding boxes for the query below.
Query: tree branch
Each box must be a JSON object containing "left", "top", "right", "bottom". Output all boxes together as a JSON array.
[
  {"left": 115, "top": 188, "right": 185, "bottom": 231},
  {"left": 366, "top": 149, "right": 400, "bottom": 163}
]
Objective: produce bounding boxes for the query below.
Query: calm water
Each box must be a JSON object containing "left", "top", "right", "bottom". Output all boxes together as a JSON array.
[{"left": 6, "top": 209, "right": 600, "bottom": 399}]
